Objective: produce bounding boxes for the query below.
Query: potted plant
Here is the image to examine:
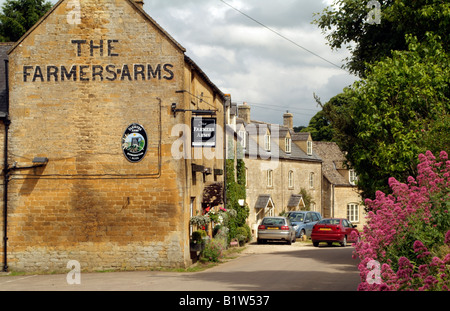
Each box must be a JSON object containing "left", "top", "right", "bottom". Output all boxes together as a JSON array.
[{"left": 190, "top": 230, "right": 206, "bottom": 252}]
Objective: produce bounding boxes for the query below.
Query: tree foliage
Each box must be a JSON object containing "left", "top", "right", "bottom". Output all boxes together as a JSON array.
[
  {"left": 314, "top": 0, "right": 450, "bottom": 77},
  {"left": 321, "top": 34, "right": 450, "bottom": 199},
  {"left": 0, "top": 0, "right": 53, "bottom": 42},
  {"left": 300, "top": 109, "right": 334, "bottom": 142},
  {"left": 225, "top": 159, "right": 249, "bottom": 241}
]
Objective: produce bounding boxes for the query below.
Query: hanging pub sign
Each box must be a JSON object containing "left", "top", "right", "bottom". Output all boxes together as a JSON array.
[
  {"left": 122, "top": 123, "right": 148, "bottom": 163},
  {"left": 191, "top": 117, "right": 216, "bottom": 147}
]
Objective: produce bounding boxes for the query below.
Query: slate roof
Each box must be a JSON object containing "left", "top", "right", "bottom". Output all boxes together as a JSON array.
[
  {"left": 255, "top": 194, "right": 273, "bottom": 209},
  {"left": 313, "top": 141, "right": 352, "bottom": 186},
  {"left": 287, "top": 194, "right": 304, "bottom": 208},
  {"left": 237, "top": 118, "right": 322, "bottom": 163}
]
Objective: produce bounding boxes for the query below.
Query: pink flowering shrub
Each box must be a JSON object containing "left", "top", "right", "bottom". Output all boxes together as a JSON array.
[{"left": 354, "top": 151, "right": 450, "bottom": 291}]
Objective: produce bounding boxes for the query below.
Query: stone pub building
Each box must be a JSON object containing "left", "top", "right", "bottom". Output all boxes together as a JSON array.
[{"left": 1, "top": 0, "right": 227, "bottom": 272}]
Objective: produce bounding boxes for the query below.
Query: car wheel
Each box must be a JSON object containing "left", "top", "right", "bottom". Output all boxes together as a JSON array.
[
  {"left": 293, "top": 235, "right": 296, "bottom": 243},
  {"left": 313, "top": 241, "right": 319, "bottom": 247},
  {"left": 300, "top": 229, "right": 306, "bottom": 240},
  {"left": 286, "top": 237, "right": 292, "bottom": 245},
  {"left": 257, "top": 238, "right": 265, "bottom": 244},
  {"left": 340, "top": 236, "right": 347, "bottom": 247}
]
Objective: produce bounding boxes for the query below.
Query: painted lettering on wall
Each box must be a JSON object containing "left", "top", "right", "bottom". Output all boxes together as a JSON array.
[{"left": 22, "top": 39, "right": 175, "bottom": 82}]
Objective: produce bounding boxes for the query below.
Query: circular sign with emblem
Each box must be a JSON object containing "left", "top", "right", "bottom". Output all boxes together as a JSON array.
[{"left": 122, "top": 123, "right": 148, "bottom": 163}]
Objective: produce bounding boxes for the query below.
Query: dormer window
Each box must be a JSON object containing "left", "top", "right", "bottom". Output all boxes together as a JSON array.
[
  {"left": 239, "top": 129, "right": 247, "bottom": 148},
  {"left": 264, "top": 133, "right": 271, "bottom": 151},
  {"left": 349, "top": 169, "right": 358, "bottom": 185},
  {"left": 285, "top": 137, "right": 291, "bottom": 153},
  {"left": 307, "top": 140, "right": 312, "bottom": 155}
]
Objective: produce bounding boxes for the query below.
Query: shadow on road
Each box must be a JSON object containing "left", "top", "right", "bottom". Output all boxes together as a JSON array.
[{"left": 183, "top": 244, "right": 361, "bottom": 291}]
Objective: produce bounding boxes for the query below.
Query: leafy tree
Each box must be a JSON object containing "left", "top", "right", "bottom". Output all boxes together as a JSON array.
[
  {"left": 299, "top": 188, "right": 315, "bottom": 211},
  {"left": 0, "top": 0, "right": 53, "bottom": 42},
  {"left": 293, "top": 125, "right": 306, "bottom": 133},
  {"left": 322, "top": 33, "right": 450, "bottom": 199},
  {"left": 300, "top": 109, "right": 334, "bottom": 142},
  {"left": 314, "top": 0, "right": 450, "bottom": 77}
]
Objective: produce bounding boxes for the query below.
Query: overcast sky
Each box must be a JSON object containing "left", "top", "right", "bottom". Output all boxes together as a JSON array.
[{"left": 2, "top": 0, "right": 358, "bottom": 127}]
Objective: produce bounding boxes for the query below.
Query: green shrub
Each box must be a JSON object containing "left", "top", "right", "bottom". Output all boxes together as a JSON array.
[
  {"left": 236, "top": 227, "right": 248, "bottom": 245},
  {"left": 213, "top": 224, "right": 222, "bottom": 237},
  {"left": 243, "top": 224, "right": 252, "bottom": 241},
  {"left": 201, "top": 238, "right": 225, "bottom": 262},
  {"left": 192, "top": 230, "right": 206, "bottom": 243}
]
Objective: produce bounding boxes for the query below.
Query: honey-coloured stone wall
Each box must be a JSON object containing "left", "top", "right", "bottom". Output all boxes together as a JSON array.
[{"left": 1, "top": 0, "right": 221, "bottom": 272}]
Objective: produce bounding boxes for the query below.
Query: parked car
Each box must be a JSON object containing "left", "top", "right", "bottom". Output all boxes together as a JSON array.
[
  {"left": 287, "top": 211, "right": 322, "bottom": 239},
  {"left": 311, "top": 218, "right": 359, "bottom": 247},
  {"left": 257, "top": 216, "right": 296, "bottom": 245}
]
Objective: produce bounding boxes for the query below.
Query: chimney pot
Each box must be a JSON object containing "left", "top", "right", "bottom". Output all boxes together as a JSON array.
[
  {"left": 283, "top": 112, "right": 293, "bottom": 129},
  {"left": 238, "top": 103, "right": 251, "bottom": 124}
]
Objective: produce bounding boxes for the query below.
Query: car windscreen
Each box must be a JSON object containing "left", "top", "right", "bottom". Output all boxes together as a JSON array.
[
  {"left": 318, "top": 219, "right": 340, "bottom": 225},
  {"left": 262, "top": 218, "right": 285, "bottom": 226},
  {"left": 289, "top": 213, "right": 304, "bottom": 222}
]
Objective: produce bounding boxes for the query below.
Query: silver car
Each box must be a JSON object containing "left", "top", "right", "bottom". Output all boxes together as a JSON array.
[{"left": 257, "top": 216, "right": 297, "bottom": 245}]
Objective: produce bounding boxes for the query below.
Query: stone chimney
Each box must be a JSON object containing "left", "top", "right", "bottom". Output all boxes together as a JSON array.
[
  {"left": 283, "top": 111, "right": 293, "bottom": 129},
  {"left": 238, "top": 102, "right": 251, "bottom": 124},
  {"left": 134, "top": 0, "right": 144, "bottom": 9}
]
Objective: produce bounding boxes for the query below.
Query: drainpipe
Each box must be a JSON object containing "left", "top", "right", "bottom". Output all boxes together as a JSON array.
[
  {"left": 2, "top": 59, "right": 10, "bottom": 272},
  {"left": 223, "top": 96, "right": 227, "bottom": 211},
  {"left": 331, "top": 184, "right": 335, "bottom": 218}
]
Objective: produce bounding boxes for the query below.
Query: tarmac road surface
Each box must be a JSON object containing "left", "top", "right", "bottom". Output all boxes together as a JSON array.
[{"left": 0, "top": 242, "right": 361, "bottom": 291}]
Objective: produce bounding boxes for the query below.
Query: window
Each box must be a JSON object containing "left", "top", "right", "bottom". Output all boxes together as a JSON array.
[
  {"left": 347, "top": 203, "right": 359, "bottom": 223},
  {"left": 285, "top": 137, "right": 291, "bottom": 153},
  {"left": 307, "top": 140, "right": 312, "bottom": 155},
  {"left": 264, "top": 133, "right": 271, "bottom": 151},
  {"left": 349, "top": 169, "right": 358, "bottom": 185},
  {"left": 239, "top": 130, "right": 246, "bottom": 148},
  {"left": 305, "top": 213, "right": 312, "bottom": 222},
  {"left": 311, "top": 212, "right": 319, "bottom": 222},
  {"left": 267, "top": 169, "right": 273, "bottom": 187},
  {"left": 288, "top": 170, "right": 294, "bottom": 188},
  {"left": 309, "top": 172, "right": 314, "bottom": 189}
]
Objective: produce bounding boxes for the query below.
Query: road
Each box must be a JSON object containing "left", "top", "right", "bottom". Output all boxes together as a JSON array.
[{"left": 0, "top": 242, "right": 361, "bottom": 291}]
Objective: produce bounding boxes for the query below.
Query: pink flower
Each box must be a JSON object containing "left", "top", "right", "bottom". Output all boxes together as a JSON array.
[
  {"left": 445, "top": 230, "right": 450, "bottom": 245},
  {"left": 355, "top": 151, "right": 450, "bottom": 291}
]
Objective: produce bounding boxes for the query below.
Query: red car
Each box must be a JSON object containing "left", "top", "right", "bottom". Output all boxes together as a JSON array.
[{"left": 311, "top": 218, "right": 359, "bottom": 247}]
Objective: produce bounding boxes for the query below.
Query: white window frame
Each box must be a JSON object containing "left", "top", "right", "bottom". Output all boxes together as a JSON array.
[
  {"left": 239, "top": 130, "right": 246, "bottom": 148},
  {"left": 307, "top": 140, "right": 312, "bottom": 155},
  {"left": 285, "top": 137, "right": 291, "bottom": 153},
  {"left": 349, "top": 169, "right": 358, "bottom": 185},
  {"left": 288, "top": 170, "right": 294, "bottom": 188},
  {"left": 264, "top": 133, "right": 271, "bottom": 151},
  {"left": 267, "top": 169, "right": 273, "bottom": 187},
  {"left": 347, "top": 203, "right": 359, "bottom": 223},
  {"left": 309, "top": 172, "right": 314, "bottom": 189}
]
